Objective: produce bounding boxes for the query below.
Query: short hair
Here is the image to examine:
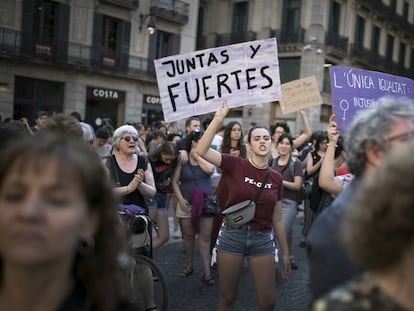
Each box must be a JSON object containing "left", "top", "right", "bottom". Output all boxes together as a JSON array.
[
  {"left": 41, "top": 114, "right": 84, "bottom": 141},
  {"left": 343, "top": 141, "right": 414, "bottom": 272},
  {"left": 185, "top": 116, "right": 200, "bottom": 128},
  {"left": 345, "top": 96, "right": 414, "bottom": 178},
  {"left": 112, "top": 125, "right": 138, "bottom": 151},
  {"left": 80, "top": 122, "right": 95, "bottom": 143},
  {"left": 35, "top": 110, "right": 48, "bottom": 119},
  {"left": 149, "top": 141, "right": 177, "bottom": 161},
  {"left": 270, "top": 121, "right": 290, "bottom": 136},
  {"left": 277, "top": 133, "right": 294, "bottom": 146},
  {"left": 70, "top": 111, "right": 82, "bottom": 122},
  {"left": 96, "top": 127, "right": 111, "bottom": 140}
]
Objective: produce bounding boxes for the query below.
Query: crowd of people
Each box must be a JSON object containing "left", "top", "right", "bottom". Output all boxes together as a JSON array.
[{"left": 2, "top": 95, "right": 414, "bottom": 311}]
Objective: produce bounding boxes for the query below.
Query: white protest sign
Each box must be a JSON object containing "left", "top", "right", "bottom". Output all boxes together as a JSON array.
[
  {"left": 280, "top": 76, "right": 322, "bottom": 114},
  {"left": 154, "top": 38, "right": 281, "bottom": 122}
]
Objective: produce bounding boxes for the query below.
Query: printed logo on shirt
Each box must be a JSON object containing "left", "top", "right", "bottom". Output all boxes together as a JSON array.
[{"left": 244, "top": 177, "right": 272, "bottom": 189}]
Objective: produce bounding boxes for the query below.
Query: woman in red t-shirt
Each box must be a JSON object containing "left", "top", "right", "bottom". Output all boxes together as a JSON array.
[{"left": 196, "top": 101, "right": 291, "bottom": 311}]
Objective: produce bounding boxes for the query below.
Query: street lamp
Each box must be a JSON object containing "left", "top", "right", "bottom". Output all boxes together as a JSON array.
[{"left": 140, "top": 13, "right": 156, "bottom": 35}]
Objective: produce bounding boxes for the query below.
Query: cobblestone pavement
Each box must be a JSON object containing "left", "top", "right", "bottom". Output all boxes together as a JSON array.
[{"left": 152, "top": 212, "right": 312, "bottom": 311}]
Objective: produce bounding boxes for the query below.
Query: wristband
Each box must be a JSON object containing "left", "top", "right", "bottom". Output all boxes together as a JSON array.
[{"left": 326, "top": 143, "right": 337, "bottom": 147}]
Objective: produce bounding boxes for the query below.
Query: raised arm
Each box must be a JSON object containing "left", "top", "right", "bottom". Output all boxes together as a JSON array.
[
  {"left": 292, "top": 110, "right": 311, "bottom": 149},
  {"left": 195, "top": 101, "right": 229, "bottom": 168},
  {"left": 319, "top": 115, "right": 343, "bottom": 196}
]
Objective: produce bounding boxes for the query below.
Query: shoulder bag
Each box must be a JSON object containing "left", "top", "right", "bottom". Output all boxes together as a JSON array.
[{"left": 222, "top": 167, "right": 271, "bottom": 229}]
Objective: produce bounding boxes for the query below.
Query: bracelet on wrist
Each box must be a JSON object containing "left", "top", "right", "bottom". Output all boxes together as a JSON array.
[{"left": 326, "top": 143, "right": 337, "bottom": 147}]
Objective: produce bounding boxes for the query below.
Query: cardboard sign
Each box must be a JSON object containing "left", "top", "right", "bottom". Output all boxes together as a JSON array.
[
  {"left": 154, "top": 38, "right": 281, "bottom": 122},
  {"left": 280, "top": 76, "right": 322, "bottom": 114},
  {"left": 330, "top": 66, "right": 414, "bottom": 133}
]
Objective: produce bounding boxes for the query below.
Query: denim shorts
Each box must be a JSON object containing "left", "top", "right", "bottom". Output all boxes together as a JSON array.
[
  {"left": 215, "top": 222, "right": 277, "bottom": 260},
  {"left": 280, "top": 198, "right": 298, "bottom": 236},
  {"left": 146, "top": 192, "right": 167, "bottom": 210}
]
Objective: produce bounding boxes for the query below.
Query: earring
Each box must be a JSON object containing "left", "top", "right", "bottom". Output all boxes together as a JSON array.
[{"left": 77, "top": 236, "right": 95, "bottom": 256}]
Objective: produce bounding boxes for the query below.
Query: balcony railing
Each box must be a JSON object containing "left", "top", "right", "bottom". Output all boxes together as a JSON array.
[
  {"left": 275, "top": 28, "right": 305, "bottom": 44},
  {"left": 351, "top": 44, "right": 386, "bottom": 70},
  {"left": 325, "top": 30, "right": 349, "bottom": 58},
  {"left": 350, "top": 44, "right": 414, "bottom": 78},
  {"left": 0, "top": 27, "right": 156, "bottom": 80},
  {"left": 150, "top": 0, "right": 189, "bottom": 25},
  {"left": 325, "top": 31, "right": 348, "bottom": 51},
  {"left": 216, "top": 31, "right": 257, "bottom": 46},
  {"left": 359, "top": 0, "right": 414, "bottom": 39},
  {"left": 99, "top": 0, "right": 139, "bottom": 10}
]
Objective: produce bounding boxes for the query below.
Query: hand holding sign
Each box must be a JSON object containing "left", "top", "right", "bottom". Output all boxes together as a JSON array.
[
  {"left": 214, "top": 100, "right": 229, "bottom": 123},
  {"left": 326, "top": 115, "right": 339, "bottom": 144}
]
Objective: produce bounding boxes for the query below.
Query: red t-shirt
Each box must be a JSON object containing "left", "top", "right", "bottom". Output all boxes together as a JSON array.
[
  {"left": 216, "top": 154, "right": 283, "bottom": 232},
  {"left": 336, "top": 163, "right": 349, "bottom": 176}
]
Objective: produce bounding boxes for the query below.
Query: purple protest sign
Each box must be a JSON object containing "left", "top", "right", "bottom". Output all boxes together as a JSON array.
[{"left": 329, "top": 66, "right": 414, "bottom": 133}]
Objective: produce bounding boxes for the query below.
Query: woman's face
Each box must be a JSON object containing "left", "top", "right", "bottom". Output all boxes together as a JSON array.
[
  {"left": 277, "top": 137, "right": 292, "bottom": 156},
  {"left": 0, "top": 159, "right": 96, "bottom": 267},
  {"left": 230, "top": 124, "right": 242, "bottom": 141},
  {"left": 273, "top": 126, "right": 285, "bottom": 142},
  {"left": 161, "top": 153, "right": 176, "bottom": 165},
  {"left": 249, "top": 128, "right": 272, "bottom": 156},
  {"left": 318, "top": 140, "right": 328, "bottom": 152},
  {"left": 118, "top": 131, "right": 138, "bottom": 155}
]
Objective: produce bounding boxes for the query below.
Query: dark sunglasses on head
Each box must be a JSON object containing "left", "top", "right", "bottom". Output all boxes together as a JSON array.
[{"left": 122, "top": 136, "right": 138, "bottom": 142}]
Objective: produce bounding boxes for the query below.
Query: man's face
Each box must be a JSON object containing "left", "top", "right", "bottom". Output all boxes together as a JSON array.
[
  {"left": 386, "top": 117, "right": 414, "bottom": 150},
  {"left": 186, "top": 120, "right": 200, "bottom": 134}
]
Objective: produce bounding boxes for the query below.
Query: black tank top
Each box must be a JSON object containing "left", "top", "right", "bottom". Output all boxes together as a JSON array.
[{"left": 106, "top": 154, "right": 148, "bottom": 211}]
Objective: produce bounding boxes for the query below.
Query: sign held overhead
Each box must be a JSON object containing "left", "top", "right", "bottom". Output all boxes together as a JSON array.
[{"left": 154, "top": 38, "right": 282, "bottom": 122}]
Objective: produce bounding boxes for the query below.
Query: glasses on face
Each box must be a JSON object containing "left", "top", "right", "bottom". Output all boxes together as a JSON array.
[
  {"left": 122, "top": 136, "right": 138, "bottom": 142},
  {"left": 387, "top": 130, "right": 414, "bottom": 143}
]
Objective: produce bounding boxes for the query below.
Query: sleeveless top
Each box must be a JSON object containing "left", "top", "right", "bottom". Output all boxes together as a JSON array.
[{"left": 106, "top": 154, "right": 148, "bottom": 211}]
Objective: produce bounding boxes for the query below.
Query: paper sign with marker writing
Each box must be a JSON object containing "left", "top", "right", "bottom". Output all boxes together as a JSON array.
[
  {"left": 330, "top": 66, "right": 414, "bottom": 133},
  {"left": 280, "top": 76, "right": 322, "bottom": 114},
  {"left": 154, "top": 38, "right": 281, "bottom": 122}
]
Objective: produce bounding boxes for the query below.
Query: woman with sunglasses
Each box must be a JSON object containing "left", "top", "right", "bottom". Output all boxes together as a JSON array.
[
  {"left": 104, "top": 125, "right": 156, "bottom": 214},
  {"left": 104, "top": 125, "right": 157, "bottom": 310}
]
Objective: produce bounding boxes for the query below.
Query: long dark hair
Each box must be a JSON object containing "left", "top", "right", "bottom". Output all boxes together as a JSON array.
[
  {"left": 221, "top": 121, "right": 246, "bottom": 158},
  {"left": 0, "top": 133, "right": 129, "bottom": 311}
]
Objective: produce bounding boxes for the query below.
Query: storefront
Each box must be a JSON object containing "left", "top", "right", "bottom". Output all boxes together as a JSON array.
[
  {"left": 85, "top": 86, "right": 125, "bottom": 128},
  {"left": 13, "top": 76, "right": 64, "bottom": 121},
  {"left": 142, "top": 94, "right": 164, "bottom": 127}
]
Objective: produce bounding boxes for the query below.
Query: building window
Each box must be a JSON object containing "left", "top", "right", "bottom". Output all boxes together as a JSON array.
[
  {"left": 279, "top": 57, "right": 300, "bottom": 84},
  {"left": 33, "top": 0, "right": 57, "bottom": 43},
  {"left": 390, "top": 0, "right": 397, "bottom": 12},
  {"left": 355, "top": 16, "right": 365, "bottom": 49},
  {"left": 399, "top": 42, "right": 406, "bottom": 66},
  {"left": 386, "top": 34, "right": 394, "bottom": 61},
  {"left": 231, "top": 1, "right": 248, "bottom": 34},
  {"left": 411, "top": 48, "right": 414, "bottom": 69},
  {"left": 281, "top": 0, "right": 301, "bottom": 42},
  {"left": 155, "top": 31, "right": 175, "bottom": 58},
  {"left": 329, "top": 0, "right": 341, "bottom": 34},
  {"left": 371, "top": 26, "right": 380, "bottom": 55},
  {"left": 403, "top": 1, "right": 409, "bottom": 21},
  {"left": 101, "top": 16, "right": 120, "bottom": 54}
]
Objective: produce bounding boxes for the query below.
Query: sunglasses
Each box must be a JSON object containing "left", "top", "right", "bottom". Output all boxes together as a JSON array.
[{"left": 122, "top": 136, "right": 138, "bottom": 142}]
